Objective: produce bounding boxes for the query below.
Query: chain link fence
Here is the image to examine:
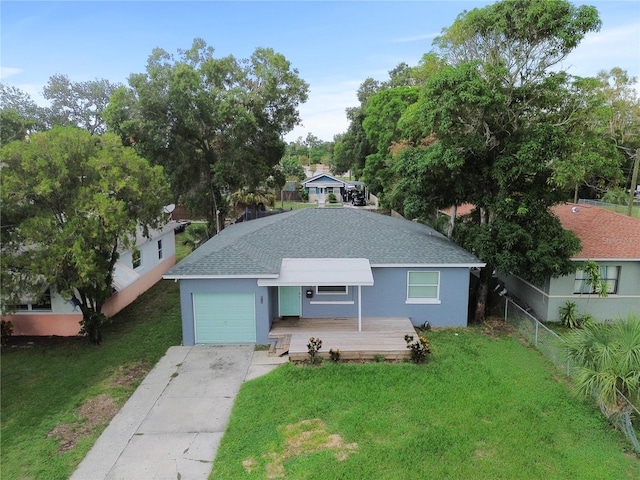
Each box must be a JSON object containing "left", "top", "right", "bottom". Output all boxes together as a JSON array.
[
  {"left": 495, "top": 296, "right": 640, "bottom": 453},
  {"left": 578, "top": 198, "right": 640, "bottom": 218}
]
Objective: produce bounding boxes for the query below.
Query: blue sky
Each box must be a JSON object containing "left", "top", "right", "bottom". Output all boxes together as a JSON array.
[{"left": 2, "top": 1, "right": 639, "bottom": 142}]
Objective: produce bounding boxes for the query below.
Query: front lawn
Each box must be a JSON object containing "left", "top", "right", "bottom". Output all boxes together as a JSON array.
[
  {"left": 212, "top": 328, "right": 638, "bottom": 479},
  {"left": 0, "top": 277, "right": 182, "bottom": 479},
  {"left": 276, "top": 201, "right": 316, "bottom": 210}
]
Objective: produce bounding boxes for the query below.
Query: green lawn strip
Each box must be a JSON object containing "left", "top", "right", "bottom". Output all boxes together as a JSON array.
[
  {"left": 601, "top": 204, "right": 640, "bottom": 218},
  {"left": 175, "top": 231, "right": 195, "bottom": 260},
  {"left": 211, "top": 329, "right": 638, "bottom": 479},
  {"left": 0, "top": 279, "right": 183, "bottom": 480},
  {"left": 276, "top": 201, "right": 317, "bottom": 211}
]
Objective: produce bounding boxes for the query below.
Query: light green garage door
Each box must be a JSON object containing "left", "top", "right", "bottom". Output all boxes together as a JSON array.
[{"left": 193, "top": 293, "right": 256, "bottom": 343}]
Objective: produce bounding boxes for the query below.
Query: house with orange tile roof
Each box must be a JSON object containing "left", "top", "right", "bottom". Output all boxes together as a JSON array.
[{"left": 501, "top": 203, "right": 640, "bottom": 322}]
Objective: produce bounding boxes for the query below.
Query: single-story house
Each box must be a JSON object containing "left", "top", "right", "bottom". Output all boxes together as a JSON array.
[
  {"left": 163, "top": 208, "right": 484, "bottom": 346},
  {"left": 502, "top": 203, "right": 640, "bottom": 322},
  {"left": 301, "top": 173, "right": 365, "bottom": 203},
  {"left": 2, "top": 222, "right": 178, "bottom": 336}
]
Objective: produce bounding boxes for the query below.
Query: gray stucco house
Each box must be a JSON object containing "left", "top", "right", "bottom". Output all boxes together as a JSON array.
[
  {"left": 164, "top": 208, "right": 484, "bottom": 345},
  {"left": 502, "top": 203, "right": 640, "bottom": 322}
]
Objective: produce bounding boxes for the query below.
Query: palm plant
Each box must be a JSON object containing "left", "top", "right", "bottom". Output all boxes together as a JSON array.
[
  {"left": 564, "top": 312, "right": 640, "bottom": 452},
  {"left": 181, "top": 223, "right": 209, "bottom": 250},
  {"left": 559, "top": 301, "right": 579, "bottom": 328},
  {"left": 230, "top": 188, "right": 274, "bottom": 210}
]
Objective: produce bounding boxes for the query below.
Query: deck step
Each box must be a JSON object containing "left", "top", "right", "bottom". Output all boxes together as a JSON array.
[{"left": 269, "top": 334, "right": 291, "bottom": 357}]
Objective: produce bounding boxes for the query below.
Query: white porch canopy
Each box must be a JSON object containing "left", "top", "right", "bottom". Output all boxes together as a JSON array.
[
  {"left": 257, "top": 258, "right": 374, "bottom": 331},
  {"left": 257, "top": 258, "right": 373, "bottom": 287}
]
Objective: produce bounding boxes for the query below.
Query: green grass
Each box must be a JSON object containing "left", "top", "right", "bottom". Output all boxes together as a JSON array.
[
  {"left": 276, "top": 201, "right": 317, "bottom": 210},
  {"left": 0, "top": 239, "right": 189, "bottom": 480},
  {"left": 601, "top": 203, "right": 640, "bottom": 218},
  {"left": 211, "top": 328, "right": 639, "bottom": 479},
  {"left": 175, "top": 230, "right": 195, "bottom": 259}
]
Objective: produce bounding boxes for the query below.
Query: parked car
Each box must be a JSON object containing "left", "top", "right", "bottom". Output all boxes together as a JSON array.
[{"left": 352, "top": 194, "right": 366, "bottom": 206}]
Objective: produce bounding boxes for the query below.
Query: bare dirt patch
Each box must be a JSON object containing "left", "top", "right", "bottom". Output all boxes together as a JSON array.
[
  {"left": 109, "top": 362, "right": 149, "bottom": 387},
  {"left": 48, "top": 393, "right": 120, "bottom": 452},
  {"left": 480, "top": 316, "right": 518, "bottom": 338},
  {"left": 243, "top": 418, "right": 358, "bottom": 478}
]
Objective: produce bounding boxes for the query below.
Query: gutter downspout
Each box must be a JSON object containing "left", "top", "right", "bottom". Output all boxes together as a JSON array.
[{"left": 358, "top": 285, "right": 362, "bottom": 332}]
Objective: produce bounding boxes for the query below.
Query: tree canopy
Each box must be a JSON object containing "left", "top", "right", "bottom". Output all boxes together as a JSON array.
[
  {"left": 1, "top": 127, "right": 170, "bottom": 343},
  {"left": 371, "top": 0, "right": 604, "bottom": 321},
  {"left": 1, "top": 75, "right": 121, "bottom": 144},
  {"left": 0, "top": 84, "right": 48, "bottom": 145},
  {"left": 105, "top": 39, "right": 309, "bottom": 233},
  {"left": 43, "top": 73, "right": 121, "bottom": 135}
]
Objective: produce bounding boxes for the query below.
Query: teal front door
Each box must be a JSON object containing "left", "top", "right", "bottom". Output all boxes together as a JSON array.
[{"left": 279, "top": 286, "right": 301, "bottom": 317}]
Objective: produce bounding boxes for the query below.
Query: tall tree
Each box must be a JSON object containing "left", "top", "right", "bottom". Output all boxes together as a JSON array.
[
  {"left": 336, "top": 57, "right": 441, "bottom": 185},
  {"left": 0, "top": 84, "right": 47, "bottom": 145},
  {"left": 43, "top": 74, "right": 121, "bottom": 134},
  {"left": 281, "top": 154, "right": 306, "bottom": 181},
  {"left": 593, "top": 68, "right": 640, "bottom": 213},
  {"left": 361, "top": 86, "right": 419, "bottom": 199},
  {"left": 398, "top": 0, "right": 600, "bottom": 322},
  {"left": 1, "top": 127, "right": 170, "bottom": 344},
  {"left": 548, "top": 76, "right": 623, "bottom": 202},
  {"left": 105, "top": 39, "right": 308, "bottom": 233}
]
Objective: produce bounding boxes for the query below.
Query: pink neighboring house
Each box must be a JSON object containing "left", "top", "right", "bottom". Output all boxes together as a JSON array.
[{"left": 2, "top": 222, "right": 178, "bottom": 336}]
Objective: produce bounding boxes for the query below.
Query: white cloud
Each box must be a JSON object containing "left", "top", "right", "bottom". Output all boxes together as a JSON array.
[
  {"left": 285, "top": 79, "right": 360, "bottom": 143},
  {"left": 0, "top": 67, "right": 23, "bottom": 80},
  {"left": 563, "top": 22, "right": 640, "bottom": 78}
]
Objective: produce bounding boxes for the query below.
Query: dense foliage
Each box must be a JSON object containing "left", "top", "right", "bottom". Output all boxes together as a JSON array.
[
  {"left": 0, "top": 127, "right": 170, "bottom": 343},
  {"left": 105, "top": 39, "right": 309, "bottom": 233},
  {"left": 337, "top": 0, "right": 620, "bottom": 321}
]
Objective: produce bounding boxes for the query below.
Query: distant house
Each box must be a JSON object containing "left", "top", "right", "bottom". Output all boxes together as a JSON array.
[
  {"left": 502, "top": 203, "right": 640, "bottom": 322},
  {"left": 301, "top": 173, "right": 365, "bottom": 203},
  {"left": 2, "top": 223, "right": 178, "bottom": 336},
  {"left": 164, "top": 208, "right": 484, "bottom": 346}
]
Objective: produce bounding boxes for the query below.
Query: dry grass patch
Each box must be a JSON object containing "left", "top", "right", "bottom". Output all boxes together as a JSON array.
[
  {"left": 108, "top": 361, "right": 149, "bottom": 387},
  {"left": 48, "top": 393, "right": 119, "bottom": 452},
  {"left": 480, "top": 316, "right": 517, "bottom": 338},
  {"left": 48, "top": 363, "right": 149, "bottom": 453},
  {"left": 242, "top": 419, "right": 357, "bottom": 478}
]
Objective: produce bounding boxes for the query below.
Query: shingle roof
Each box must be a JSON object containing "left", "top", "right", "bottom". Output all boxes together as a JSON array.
[
  {"left": 551, "top": 203, "right": 640, "bottom": 260},
  {"left": 165, "top": 208, "right": 483, "bottom": 278}
]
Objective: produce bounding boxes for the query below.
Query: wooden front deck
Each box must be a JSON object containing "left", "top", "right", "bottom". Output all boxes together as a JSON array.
[{"left": 269, "top": 317, "right": 417, "bottom": 361}]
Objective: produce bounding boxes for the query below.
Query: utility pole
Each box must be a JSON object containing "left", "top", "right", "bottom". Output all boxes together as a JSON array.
[{"left": 628, "top": 148, "right": 640, "bottom": 217}]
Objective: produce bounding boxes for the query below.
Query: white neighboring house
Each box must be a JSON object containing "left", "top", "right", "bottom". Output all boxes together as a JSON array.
[{"left": 2, "top": 222, "right": 178, "bottom": 336}]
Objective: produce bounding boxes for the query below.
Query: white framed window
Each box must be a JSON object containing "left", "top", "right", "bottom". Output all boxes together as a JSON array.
[
  {"left": 316, "top": 285, "right": 348, "bottom": 295},
  {"left": 13, "top": 288, "right": 53, "bottom": 312},
  {"left": 406, "top": 271, "right": 440, "bottom": 304},
  {"left": 574, "top": 266, "right": 620, "bottom": 295},
  {"left": 157, "top": 239, "right": 163, "bottom": 260}
]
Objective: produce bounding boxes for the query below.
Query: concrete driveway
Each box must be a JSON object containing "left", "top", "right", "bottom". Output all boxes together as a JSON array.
[{"left": 71, "top": 345, "right": 286, "bottom": 480}]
